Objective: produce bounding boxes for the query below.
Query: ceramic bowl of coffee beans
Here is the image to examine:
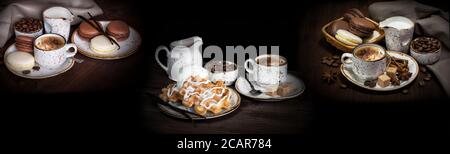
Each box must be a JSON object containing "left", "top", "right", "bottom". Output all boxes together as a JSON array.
[
  {"left": 410, "top": 37, "right": 441, "bottom": 65},
  {"left": 14, "top": 17, "right": 43, "bottom": 38}
]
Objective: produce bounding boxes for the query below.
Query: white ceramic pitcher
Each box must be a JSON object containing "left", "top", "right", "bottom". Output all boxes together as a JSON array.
[
  {"left": 43, "top": 6, "right": 74, "bottom": 41},
  {"left": 155, "top": 36, "right": 203, "bottom": 81},
  {"left": 379, "top": 16, "right": 414, "bottom": 53}
]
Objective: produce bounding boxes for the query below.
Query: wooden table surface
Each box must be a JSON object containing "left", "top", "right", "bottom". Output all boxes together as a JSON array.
[{"left": 1, "top": 0, "right": 447, "bottom": 136}]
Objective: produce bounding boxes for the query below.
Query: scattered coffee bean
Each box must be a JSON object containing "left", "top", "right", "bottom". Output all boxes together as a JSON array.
[
  {"left": 423, "top": 77, "right": 431, "bottom": 81},
  {"left": 32, "top": 66, "right": 40, "bottom": 71},
  {"left": 364, "top": 79, "right": 377, "bottom": 88},
  {"left": 340, "top": 83, "right": 347, "bottom": 89},
  {"left": 402, "top": 89, "right": 408, "bottom": 94},
  {"left": 22, "top": 70, "right": 30, "bottom": 75},
  {"left": 419, "top": 80, "right": 425, "bottom": 87},
  {"left": 326, "top": 60, "right": 333, "bottom": 66},
  {"left": 332, "top": 55, "right": 340, "bottom": 60},
  {"left": 419, "top": 66, "right": 427, "bottom": 73},
  {"left": 332, "top": 62, "right": 339, "bottom": 67}
]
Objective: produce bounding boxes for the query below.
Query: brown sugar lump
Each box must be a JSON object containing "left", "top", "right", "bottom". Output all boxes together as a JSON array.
[
  {"left": 377, "top": 74, "right": 391, "bottom": 88},
  {"left": 386, "top": 66, "right": 397, "bottom": 78}
]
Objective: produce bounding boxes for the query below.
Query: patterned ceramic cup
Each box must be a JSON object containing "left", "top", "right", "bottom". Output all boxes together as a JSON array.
[
  {"left": 379, "top": 16, "right": 414, "bottom": 53},
  {"left": 341, "top": 44, "right": 387, "bottom": 82},
  {"left": 43, "top": 6, "right": 74, "bottom": 40},
  {"left": 244, "top": 54, "right": 288, "bottom": 92},
  {"left": 409, "top": 37, "right": 441, "bottom": 65},
  {"left": 34, "top": 34, "right": 77, "bottom": 69}
]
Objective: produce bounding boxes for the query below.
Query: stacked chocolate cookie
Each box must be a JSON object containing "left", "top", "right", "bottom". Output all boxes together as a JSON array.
[
  {"left": 15, "top": 36, "right": 34, "bottom": 52},
  {"left": 327, "top": 8, "right": 378, "bottom": 46}
]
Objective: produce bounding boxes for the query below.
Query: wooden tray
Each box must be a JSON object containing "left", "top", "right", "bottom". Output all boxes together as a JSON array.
[{"left": 321, "top": 17, "right": 385, "bottom": 52}]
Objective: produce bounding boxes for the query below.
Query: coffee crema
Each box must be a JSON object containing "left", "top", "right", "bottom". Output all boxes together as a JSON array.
[
  {"left": 354, "top": 46, "right": 384, "bottom": 61},
  {"left": 35, "top": 36, "right": 65, "bottom": 51},
  {"left": 256, "top": 56, "right": 286, "bottom": 66}
]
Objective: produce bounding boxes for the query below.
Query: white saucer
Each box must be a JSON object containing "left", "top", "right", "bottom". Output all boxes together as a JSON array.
[
  {"left": 71, "top": 21, "right": 141, "bottom": 60},
  {"left": 234, "top": 72, "right": 305, "bottom": 101},
  {"left": 340, "top": 51, "right": 419, "bottom": 91},
  {"left": 3, "top": 43, "right": 75, "bottom": 79}
]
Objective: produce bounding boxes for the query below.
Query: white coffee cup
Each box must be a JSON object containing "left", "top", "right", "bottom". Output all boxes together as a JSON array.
[
  {"left": 341, "top": 44, "right": 387, "bottom": 81},
  {"left": 244, "top": 54, "right": 288, "bottom": 92},
  {"left": 43, "top": 6, "right": 74, "bottom": 41},
  {"left": 34, "top": 34, "right": 77, "bottom": 69}
]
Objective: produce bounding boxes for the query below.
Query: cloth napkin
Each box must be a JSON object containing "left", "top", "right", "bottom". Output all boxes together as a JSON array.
[
  {"left": 0, "top": 0, "right": 103, "bottom": 48},
  {"left": 369, "top": 0, "right": 450, "bottom": 96}
]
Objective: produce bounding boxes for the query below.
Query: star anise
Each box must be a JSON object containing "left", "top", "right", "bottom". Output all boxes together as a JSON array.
[{"left": 322, "top": 69, "right": 338, "bottom": 84}]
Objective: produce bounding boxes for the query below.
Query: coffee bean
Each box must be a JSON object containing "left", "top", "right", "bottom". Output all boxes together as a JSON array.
[
  {"left": 364, "top": 80, "right": 377, "bottom": 88},
  {"left": 326, "top": 60, "right": 333, "bottom": 66},
  {"left": 412, "top": 37, "right": 440, "bottom": 53},
  {"left": 402, "top": 89, "right": 408, "bottom": 94},
  {"left": 423, "top": 77, "right": 431, "bottom": 81},
  {"left": 340, "top": 84, "right": 347, "bottom": 89},
  {"left": 420, "top": 66, "right": 427, "bottom": 73},
  {"left": 15, "top": 18, "right": 42, "bottom": 33},
  {"left": 22, "top": 70, "right": 30, "bottom": 75},
  {"left": 332, "top": 62, "right": 339, "bottom": 67},
  {"left": 332, "top": 55, "right": 340, "bottom": 60},
  {"left": 419, "top": 81, "right": 425, "bottom": 87},
  {"left": 32, "top": 66, "right": 40, "bottom": 71}
]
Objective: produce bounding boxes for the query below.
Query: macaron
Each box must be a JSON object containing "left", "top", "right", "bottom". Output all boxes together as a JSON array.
[
  {"left": 327, "top": 20, "right": 350, "bottom": 35},
  {"left": 106, "top": 20, "right": 130, "bottom": 41},
  {"left": 335, "top": 29, "right": 362, "bottom": 46},
  {"left": 343, "top": 8, "right": 365, "bottom": 22},
  {"left": 348, "top": 17, "right": 376, "bottom": 37},
  {"left": 6, "top": 51, "right": 35, "bottom": 72},
  {"left": 15, "top": 35, "right": 34, "bottom": 52},
  {"left": 90, "top": 35, "right": 119, "bottom": 53},
  {"left": 78, "top": 20, "right": 101, "bottom": 40}
]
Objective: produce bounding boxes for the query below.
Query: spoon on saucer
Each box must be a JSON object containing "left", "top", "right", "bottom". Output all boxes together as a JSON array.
[{"left": 245, "top": 75, "right": 262, "bottom": 96}]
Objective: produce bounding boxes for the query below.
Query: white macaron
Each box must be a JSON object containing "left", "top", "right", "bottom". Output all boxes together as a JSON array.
[
  {"left": 90, "top": 35, "right": 119, "bottom": 54},
  {"left": 335, "top": 29, "right": 362, "bottom": 46},
  {"left": 6, "top": 51, "right": 35, "bottom": 72}
]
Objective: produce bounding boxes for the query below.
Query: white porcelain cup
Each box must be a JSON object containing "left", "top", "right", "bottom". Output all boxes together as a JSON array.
[
  {"left": 244, "top": 54, "right": 288, "bottom": 92},
  {"left": 204, "top": 60, "right": 239, "bottom": 85},
  {"left": 43, "top": 6, "right": 74, "bottom": 41},
  {"left": 341, "top": 44, "right": 387, "bottom": 82},
  {"left": 34, "top": 34, "right": 77, "bottom": 69}
]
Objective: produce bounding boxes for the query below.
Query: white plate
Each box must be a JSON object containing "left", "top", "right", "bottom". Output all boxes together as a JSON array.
[
  {"left": 234, "top": 72, "right": 305, "bottom": 101},
  {"left": 3, "top": 43, "right": 74, "bottom": 79},
  {"left": 340, "top": 51, "right": 419, "bottom": 91},
  {"left": 158, "top": 88, "right": 241, "bottom": 120},
  {"left": 71, "top": 21, "right": 141, "bottom": 60}
]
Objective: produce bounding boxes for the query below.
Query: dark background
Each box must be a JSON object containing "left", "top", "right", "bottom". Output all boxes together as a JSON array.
[{"left": 1, "top": 0, "right": 449, "bottom": 152}]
